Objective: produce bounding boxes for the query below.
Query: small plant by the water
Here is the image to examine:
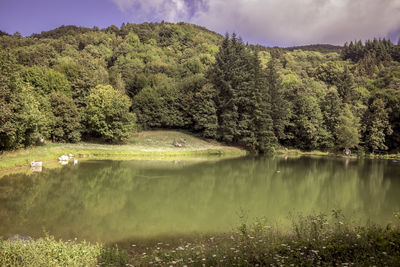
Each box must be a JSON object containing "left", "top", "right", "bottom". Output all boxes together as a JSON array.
[
  {"left": 0, "top": 235, "right": 127, "bottom": 266},
  {"left": 2, "top": 211, "right": 400, "bottom": 266}
]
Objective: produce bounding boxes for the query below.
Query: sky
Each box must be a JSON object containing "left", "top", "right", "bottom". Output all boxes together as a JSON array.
[{"left": 1, "top": 0, "right": 400, "bottom": 47}]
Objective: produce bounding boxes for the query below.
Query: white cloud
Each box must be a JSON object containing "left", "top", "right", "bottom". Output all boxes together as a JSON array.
[
  {"left": 111, "top": 0, "right": 400, "bottom": 46},
  {"left": 112, "top": 0, "right": 190, "bottom": 22}
]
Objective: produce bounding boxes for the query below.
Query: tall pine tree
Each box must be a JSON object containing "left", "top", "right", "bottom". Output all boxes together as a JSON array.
[
  {"left": 266, "top": 59, "right": 290, "bottom": 141},
  {"left": 209, "top": 34, "right": 276, "bottom": 152}
]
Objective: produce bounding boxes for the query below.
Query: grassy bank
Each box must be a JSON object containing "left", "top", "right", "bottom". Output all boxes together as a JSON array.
[
  {"left": 0, "top": 130, "right": 246, "bottom": 173},
  {"left": 2, "top": 212, "right": 400, "bottom": 266}
]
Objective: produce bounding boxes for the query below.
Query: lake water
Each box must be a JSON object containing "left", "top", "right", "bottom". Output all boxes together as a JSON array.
[{"left": 0, "top": 156, "right": 399, "bottom": 243}]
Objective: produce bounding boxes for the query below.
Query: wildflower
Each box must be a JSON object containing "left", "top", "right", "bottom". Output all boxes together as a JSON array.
[
  {"left": 212, "top": 254, "right": 216, "bottom": 257},
  {"left": 356, "top": 234, "right": 361, "bottom": 239}
]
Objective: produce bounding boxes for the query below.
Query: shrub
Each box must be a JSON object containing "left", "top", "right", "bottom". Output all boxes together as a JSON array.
[
  {"left": 49, "top": 91, "right": 81, "bottom": 142},
  {"left": 83, "top": 84, "right": 136, "bottom": 143},
  {"left": 0, "top": 235, "right": 126, "bottom": 267}
]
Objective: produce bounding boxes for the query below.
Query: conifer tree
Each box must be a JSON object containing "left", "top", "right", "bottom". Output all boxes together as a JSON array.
[
  {"left": 192, "top": 83, "right": 218, "bottom": 138},
  {"left": 251, "top": 54, "right": 276, "bottom": 152},
  {"left": 210, "top": 34, "right": 238, "bottom": 143},
  {"left": 337, "top": 66, "right": 355, "bottom": 103},
  {"left": 266, "top": 59, "right": 290, "bottom": 141},
  {"left": 209, "top": 34, "right": 276, "bottom": 152}
]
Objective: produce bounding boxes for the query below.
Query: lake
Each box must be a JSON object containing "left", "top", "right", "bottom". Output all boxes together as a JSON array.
[{"left": 0, "top": 156, "right": 399, "bottom": 243}]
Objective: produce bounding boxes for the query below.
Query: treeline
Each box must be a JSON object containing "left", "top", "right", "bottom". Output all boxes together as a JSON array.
[
  {"left": 342, "top": 39, "right": 400, "bottom": 63},
  {"left": 0, "top": 22, "right": 399, "bottom": 153}
]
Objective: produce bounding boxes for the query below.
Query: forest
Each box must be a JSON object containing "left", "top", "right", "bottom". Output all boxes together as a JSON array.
[{"left": 1, "top": 22, "right": 400, "bottom": 154}]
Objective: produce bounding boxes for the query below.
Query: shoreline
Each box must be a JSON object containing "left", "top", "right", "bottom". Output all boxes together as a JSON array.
[
  {"left": 2, "top": 213, "right": 399, "bottom": 266},
  {"left": 2, "top": 145, "right": 400, "bottom": 177},
  {"left": 276, "top": 148, "right": 400, "bottom": 160},
  {"left": 0, "top": 148, "right": 246, "bottom": 176},
  {"left": 0, "top": 130, "right": 247, "bottom": 175}
]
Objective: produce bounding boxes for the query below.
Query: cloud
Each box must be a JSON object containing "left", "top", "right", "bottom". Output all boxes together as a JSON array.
[
  {"left": 111, "top": 0, "right": 400, "bottom": 46},
  {"left": 112, "top": 0, "right": 197, "bottom": 22}
]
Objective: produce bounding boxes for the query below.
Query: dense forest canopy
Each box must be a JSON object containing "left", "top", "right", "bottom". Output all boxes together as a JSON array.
[{"left": 0, "top": 22, "right": 399, "bottom": 153}]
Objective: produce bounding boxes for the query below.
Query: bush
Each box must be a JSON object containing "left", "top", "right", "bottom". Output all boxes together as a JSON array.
[
  {"left": 0, "top": 236, "right": 127, "bottom": 267},
  {"left": 83, "top": 84, "right": 136, "bottom": 143},
  {"left": 49, "top": 91, "right": 81, "bottom": 142}
]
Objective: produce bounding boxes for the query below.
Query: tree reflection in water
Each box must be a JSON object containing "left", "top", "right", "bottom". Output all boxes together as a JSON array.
[{"left": 0, "top": 157, "right": 399, "bottom": 243}]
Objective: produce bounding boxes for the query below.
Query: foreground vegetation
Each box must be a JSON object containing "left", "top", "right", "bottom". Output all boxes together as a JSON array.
[
  {"left": 0, "top": 130, "right": 245, "bottom": 172},
  {"left": 2, "top": 212, "right": 399, "bottom": 266},
  {"left": 128, "top": 212, "right": 400, "bottom": 266},
  {"left": 0, "top": 236, "right": 127, "bottom": 266},
  {"left": 1, "top": 22, "right": 400, "bottom": 155}
]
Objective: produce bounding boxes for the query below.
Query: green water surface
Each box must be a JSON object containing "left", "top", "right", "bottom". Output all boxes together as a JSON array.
[{"left": 0, "top": 156, "right": 399, "bottom": 243}]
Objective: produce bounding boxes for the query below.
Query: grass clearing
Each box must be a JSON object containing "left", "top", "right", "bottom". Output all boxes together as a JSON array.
[{"left": 0, "top": 130, "right": 246, "bottom": 173}]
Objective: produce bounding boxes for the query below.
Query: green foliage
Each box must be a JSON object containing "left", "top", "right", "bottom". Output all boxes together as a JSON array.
[
  {"left": 0, "top": 52, "right": 52, "bottom": 149},
  {"left": 0, "top": 235, "right": 127, "bottom": 267},
  {"left": 54, "top": 61, "right": 98, "bottom": 108},
  {"left": 364, "top": 98, "right": 393, "bottom": 151},
  {"left": 335, "top": 104, "right": 360, "bottom": 149},
  {"left": 267, "top": 59, "right": 291, "bottom": 140},
  {"left": 210, "top": 34, "right": 276, "bottom": 152},
  {"left": 321, "top": 87, "right": 342, "bottom": 148},
  {"left": 282, "top": 76, "right": 330, "bottom": 150},
  {"left": 84, "top": 84, "right": 136, "bottom": 143},
  {"left": 23, "top": 66, "right": 71, "bottom": 95},
  {"left": 13, "top": 43, "right": 58, "bottom": 67},
  {"left": 132, "top": 74, "right": 189, "bottom": 128},
  {"left": 1, "top": 22, "right": 400, "bottom": 153},
  {"left": 343, "top": 39, "right": 397, "bottom": 63},
  {"left": 49, "top": 91, "right": 81, "bottom": 142},
  {"left": 191, "top": 83, "right": 218, "bottom": 138},
  {"left": 0, "top": 85, "right": 50, "bottom": 149}
]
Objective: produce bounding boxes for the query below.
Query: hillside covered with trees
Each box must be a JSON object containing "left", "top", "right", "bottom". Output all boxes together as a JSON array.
[{"left": 1, "top": 22, "right": 400, "bottom": 153}]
